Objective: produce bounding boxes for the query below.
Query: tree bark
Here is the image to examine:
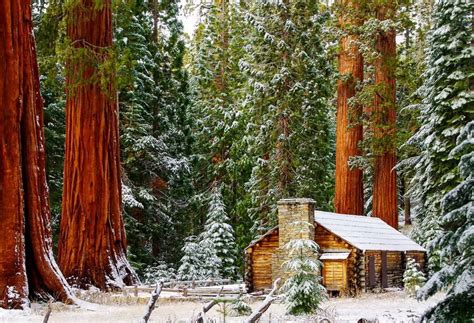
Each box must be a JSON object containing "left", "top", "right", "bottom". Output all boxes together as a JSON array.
[
  {"left": 372, "top": 3, "right": 398, "bottom": 229},
  {"left": 58, "top": 0, "right": 138, "bottom": 290},
  {"left": 0, "top": 0, "right": 74, "bottom": 309},
  {"left": 334, "top": 0, "right": 364, "bottom": 215}
]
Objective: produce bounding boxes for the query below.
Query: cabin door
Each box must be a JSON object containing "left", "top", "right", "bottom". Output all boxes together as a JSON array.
[{"left": 322, "top": 260, "right": 347, "bottom": 292}]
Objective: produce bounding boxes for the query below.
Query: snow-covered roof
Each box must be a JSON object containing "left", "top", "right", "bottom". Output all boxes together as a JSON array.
[
  {"left": 320, "top": 252, "right": 350, "bottom": 260},
  {"left": 314, "top": 211, "right": 426, "bottom": 252}
]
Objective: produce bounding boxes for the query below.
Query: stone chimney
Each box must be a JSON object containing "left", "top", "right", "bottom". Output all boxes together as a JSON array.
[{"left": 272, "top": 198, "right": 316, "bottom": 283}]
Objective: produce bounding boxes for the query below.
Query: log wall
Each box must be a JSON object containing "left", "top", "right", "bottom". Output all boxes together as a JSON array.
[
  {"left": 315, "top": 225, "right": 359, "bottom": 295},
  {"left": 248, "top": 230, "right": 279, "bottom": 291},
  {"left": 364, "top": 250, "right": 426, "bottom": 291}
]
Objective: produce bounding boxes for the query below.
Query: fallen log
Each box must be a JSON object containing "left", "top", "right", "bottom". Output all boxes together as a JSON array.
[
  {"left": 245, "top": 278, "right": 280, "bottom": 323},
  {"left": 139, "top": 281, "right": 164, "bottom": 323}
]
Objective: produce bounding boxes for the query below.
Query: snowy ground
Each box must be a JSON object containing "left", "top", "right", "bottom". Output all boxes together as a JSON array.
[{"left": 0, "top": 290, "right": 444, "bottom": 323}]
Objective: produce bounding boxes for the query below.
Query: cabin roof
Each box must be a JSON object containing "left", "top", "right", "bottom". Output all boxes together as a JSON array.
[
  {"left": 245, "top": 211, "right": 426, "bottom": 252},
  {"left": 314, "top": 211, "right": 426, "bottom": 252}
]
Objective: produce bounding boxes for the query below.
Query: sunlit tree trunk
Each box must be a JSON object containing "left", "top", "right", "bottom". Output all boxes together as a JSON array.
[
  {"left": 58, "top": 0, "right": 138, "bottom": 289},
  {"left": 334, "top": 0, "right": 364, "bottom": 215},
  {"left": 372, "top": 3, "right": 398, "bottom": 228},
  {"left": 0, "top": 0, "right": 74, "bottom": 309}
]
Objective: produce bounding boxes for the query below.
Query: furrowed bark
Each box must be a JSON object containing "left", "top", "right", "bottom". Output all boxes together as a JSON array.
[
  {"left": 0, "top": 0, "right": 73, "bottom": 309},
  {"left": 372, "top": 3, "right": 398, "bottom": 229},
  {"left": 334, "top": 0, "right": 364, "bottom": 216},
  {"left": 58, "top": 0, "right": 138, "bottom": 290}
]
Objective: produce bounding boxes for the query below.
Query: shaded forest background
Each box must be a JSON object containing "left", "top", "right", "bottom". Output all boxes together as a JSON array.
[{"left": 30, "top": 0, "right": 471, "bottom": 305}]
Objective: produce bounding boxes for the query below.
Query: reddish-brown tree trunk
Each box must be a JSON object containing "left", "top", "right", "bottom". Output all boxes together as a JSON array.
[
  {"left": 0, "top": 0, "right": 74, "bottom": 309},
  {"left": 334, "top": 0, "right": 364, "bottom": 215},
  {"left": 58, "top": 0, "right": 137, "bottom": 290},
  {"left": 372, "top": 3, "right": 398, "bottom": 229}
]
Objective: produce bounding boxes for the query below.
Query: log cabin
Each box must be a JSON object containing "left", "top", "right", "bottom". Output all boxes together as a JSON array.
[{"left": 244, "top": 198, "right": 426, "bottom": 295}]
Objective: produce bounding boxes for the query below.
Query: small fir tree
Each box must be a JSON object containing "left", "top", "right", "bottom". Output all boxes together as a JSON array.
[
  {"left": 403, "top": 258, "right": 426, "bottom": 297},
  {"left": 177, "top": 236, "right": 222, "bottom": 280},
  {"left": 201, "top": 184, "right": 238, "bottom": 279},
  {"left": 281, "top": 222, "right": 327, "bottom": 315},
  {"left": 177, "top": 237, "right": 203, "bottom": 281},
  {"left": 143, "top": 261, "right": 177, "bottom": 285},
  {"left": 198, "top": 238, "right": 222, "bottom": 279},
  {"left": 229, "top": 294, "right": 252, "bottom": 316}
]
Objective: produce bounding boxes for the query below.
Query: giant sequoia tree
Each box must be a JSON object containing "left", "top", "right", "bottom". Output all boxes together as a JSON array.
[
  {"left": 0, "top": 0, "right": 73, "bottom": 309},
  {"left": 334, "top": 0, "right": 364, "bottom": 215},
  {"left": 371, "top": 1, "right": 398, "bottom": 228},
  {"left": 58, "top": 0, "right": 137, "bottom": 289}
]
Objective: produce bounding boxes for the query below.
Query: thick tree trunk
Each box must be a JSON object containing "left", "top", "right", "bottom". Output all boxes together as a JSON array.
[
  {"left": 334, "top": 0, "right": 364, "bottom": 215},
  {"left": 58, "top": 0, "right": 137, "bottom": 290},
  {"left": 0, "top": 0, "right": 73, "bottom": 309},
  {"left": 372, "top": 3, "right": 398, "bottom": 229}
]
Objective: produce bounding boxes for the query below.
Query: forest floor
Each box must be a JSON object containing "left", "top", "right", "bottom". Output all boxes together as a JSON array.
[{"left": 0, "top": 290, "right": 445, "bottom": 323}]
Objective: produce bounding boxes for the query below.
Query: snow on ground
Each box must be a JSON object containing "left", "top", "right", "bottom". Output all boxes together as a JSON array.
[{"left": 0, "top": 291, "right": 445, "bottom": 323}]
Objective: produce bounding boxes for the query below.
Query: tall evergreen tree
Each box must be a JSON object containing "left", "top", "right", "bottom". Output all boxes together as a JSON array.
[
  {"left": 33, "top": 0, "right": 68, "bottom": 237},
  {"left": 334, "top": 0, "right": 364, "bottom": 216},
  {"left": 116, "top": 0, "right": 193, "bottom": 271},
  {"left": 0, "top": 0, "right": 74, "bottom": 308},
  {"left": 243, "top": 0, "right": 335, "bottom": 227},
  {"left": 58, "top": 0, "right": 137, "bottom": 289},
  {"left": 189, "top": 0, "right": 253, "bottom": 258},
  {"left": 371, "top": 0, "right": 398, "bottom": 229},
  {"left": 404, "top": 0, "right": 473, "bottom": 272},
  {"left": 418, "top": 123, "right": 473, "bottom": 321},
  {"left": 411, "top": 2, "right": 473, "bottom": 319}
]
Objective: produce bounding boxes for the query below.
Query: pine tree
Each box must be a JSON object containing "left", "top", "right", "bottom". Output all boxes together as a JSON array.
[
  {"left": 243, "top": 0, "right": 335, "bottom": 227},
  {"left": 396, "top": 0, "right": 434, "bottom": 227},
  {"left": 116, "top": 0, "right": 193, "bottom": 270},
  {"left": 403, "top": 258, "right": 426, "bottom": 297},
  {"left": 199, "top": 239, "right": 223, "bottom": 279},
  {"left": 418, "top": 121, "right": 474, "bottom": 321},
  {"left": 177, "top": 236, "right": 221, "bottom": 280},
  {"left": 230, "top": 294, "right": 252, "bottom": 316},
  {"left": 178, "top": 237, "right": 203, "bottom": 281},
  {"left": 404, "top": 0, "right": 473, "bottom": 272},
  {"left": 281, "top": 222, "right": 327, "bottom": 315},
  {"left": 201, "top": 184, "right": 238, "bottom": 278},
  {"left": 189, "top": 0, "right": 252, "bottom": 262},
  {"left": 143, "top": 261, "right": 176, "bottom": 285}
]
